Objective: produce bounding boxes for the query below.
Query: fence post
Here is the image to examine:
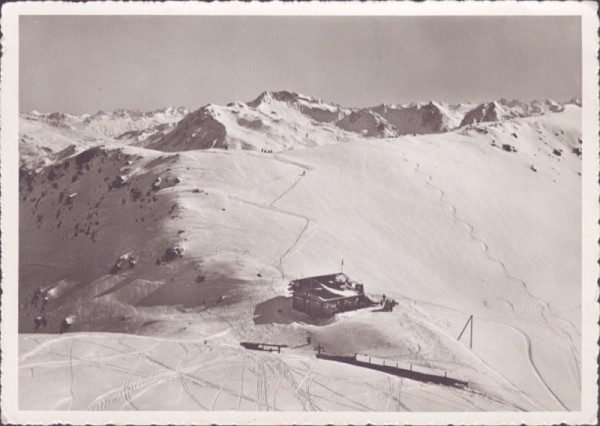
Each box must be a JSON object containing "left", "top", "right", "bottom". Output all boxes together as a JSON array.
[
  {"left": 369, "top": 357, "right": 371, "bottom": 364},
  {"left": 410, "top": 364, "right": 412, "bottom": 371}
]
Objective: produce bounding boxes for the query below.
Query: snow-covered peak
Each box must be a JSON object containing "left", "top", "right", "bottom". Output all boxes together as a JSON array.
[
  {"left": 154, "top": 106, "right": 190, "bottom": 117},
  {"left": 247, "top": 90, "right": 346, "bottom": 123},
  {"left": 461, "top": 100, "right": 529, "bottom": 126},
  {"left": 370, "top": 101, "right": 461, "bottom": 134},
  {"left": 529, "top": 99, "right": 565, "bottom": 114},
  {"left": 226, "top": 101, "right": 248, "bottom": 109},
  {"left": 150, "top": 93, "right": 356, "bottom": 152},
  {"left": 248, "top": 90, "right": 322, "bottom": 107},
  {"left": 498, "top": 98, "right": 526, "bottom": 109},
  {"left": 336, "top": 108, "right": 399, "bottom": 138},
  {"left": 460, "top": 97, "right": 575, "bottom": 127},
  {"left": 21, "top": 91, "right": 581, "bottom": 156},
  {"left": 20, "top": 107, "right": 190, "bottom": 144},
  {"left": 24, "top": 106, "right": 189, "bottom": 123}
]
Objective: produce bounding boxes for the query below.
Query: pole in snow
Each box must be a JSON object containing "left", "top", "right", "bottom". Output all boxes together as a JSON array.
[
  {"left": 341, "top": 258, "right": 344, "bottom": 273},
  {"left": 314, "top": 343, "right": 325, "bottom": 356},
  {"left": 457, "top": 314, "right": 474, "bottom": 349},
  {"left": 470, "top": 315, "right": 473, "bottom": 349}
]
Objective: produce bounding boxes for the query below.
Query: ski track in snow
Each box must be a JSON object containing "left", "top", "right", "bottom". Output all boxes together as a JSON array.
[
  {"left": 68, "top": 339, "right": 75, "bottom": 409},
  {"left": 220, "top": 148, "right": 570, "bottom": 411},
  {"left": 404, "top": 305, "right": 541, "bottom": 411},
  {"left": 488, "top": 319, "right": 570, "bottom": 410},
  {"left": 269, "top": 154, "right": 317, "bottom": 281},
  {"left": 120, "top": 342, "right": 158, "bottom": 410},
  {"left": 21, "top": 129, "right": 581, "bottom": 412},
  {"left": 177, "top": 343, "right": 210, "bottom": 410},
  {"left": 389, "top": 146, "right": 574, "bottom": 411},
  {"left": 227, "top": 152, "right": 316, "bottom": 283}
]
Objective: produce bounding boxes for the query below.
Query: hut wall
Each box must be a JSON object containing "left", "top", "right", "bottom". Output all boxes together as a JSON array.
[{"left": 293, "top": 292, "right": 325, "bottom": 317}]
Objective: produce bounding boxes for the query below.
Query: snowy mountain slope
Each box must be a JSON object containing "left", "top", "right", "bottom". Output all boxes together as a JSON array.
[
  {"left": 19, "top": 145, "right": 309, "bottom": 334},
  {"left": 18, "top": 104, "right": 581, "bottom": 411},
  {"left": 22, "top": 107, "right": 189, "bottom": 139},
  {"left": 371, "top": 101, "right": 463, "bottom": 134},
  {"left": 19, "top": 330, "right": 523, "bottom": 411},
  {"left": 19, "top": 107, "right": 189, "bottom": 166},
  {"left": 245, "top": 107, "right": 581, "bottom": 410},
  {"left": 247, "top": 90, "right": 348, "bottom": 123},
  {"left": 147, "top": 92, "right": 578, "bottom": 151},
  {"left": 148, "top": 92, "right": 360, "bottom": 152},
  {"left": 152, "top": 91, "right": 466, "bottom": 151},
  {"left": 17, "top": 89, "right": 582, "bottom": 411},
  {"left": 19, "top": 116, "right": 110, "bottom": 168},
  {"left": 335, "top": 108, "right": 400, "bottom": 137},
  {"left": 460, "top": 99, "right": 567, "bottom": 127},
  {"left": 21, "top": 93, "right": 577, "bottom": 161},
  {"left": 460, "top": 101, "right": 520, "bottom": 126}
]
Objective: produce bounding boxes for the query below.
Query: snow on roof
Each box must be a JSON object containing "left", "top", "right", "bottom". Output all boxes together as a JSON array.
[
  {"left": 319, "top": 283, "right": 359, "bottom": 298},
  {"left": 292, "top": 272, "right": 349, "bottom": 284}
]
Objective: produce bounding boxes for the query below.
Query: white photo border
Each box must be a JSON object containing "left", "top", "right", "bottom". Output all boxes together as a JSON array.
[{"left": 1, "top": 1, "right": 598, "bottom": 424}]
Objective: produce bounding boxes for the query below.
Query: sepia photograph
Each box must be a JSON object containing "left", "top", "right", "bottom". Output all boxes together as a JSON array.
[{"left": 1, "top": 2, "right": 598, "bottom": 425}]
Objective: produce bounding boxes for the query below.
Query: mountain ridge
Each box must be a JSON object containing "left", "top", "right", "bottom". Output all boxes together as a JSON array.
[{"left": 21, "top": 91, "right": 582, "bottom": 157}]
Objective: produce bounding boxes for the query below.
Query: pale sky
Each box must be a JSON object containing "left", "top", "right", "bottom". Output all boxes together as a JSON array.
[{"left": 20, "top": 16, "right": 581, "bottom": 114}]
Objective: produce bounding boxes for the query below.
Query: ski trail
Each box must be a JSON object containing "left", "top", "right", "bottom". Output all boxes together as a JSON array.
[
  {"left": 381, "top": 139, "right": 577, "bottom": 333},
  {"left": 237, "top": 366, "right": 245, "bottom": 411},
  {"left": 68, "top": 339, "right": 75, "bottom": 409},
  {"left": 142, "top": 348, "right": 259, "bottom": 409},
  {"left": 20, "top": 335, "right": 76, "bottom": 363},
  {"left": 179, "top": 371, "right": 208, "bottom": 409},
  {"left": 404, "top": 304, "right": 544, "bottom": 410},
  {"left": 489, "top": 320, "right": 570, "bottom": 410},
  {"left": 255, "top": 359, "right": 268, "bottom": 410},
  {"left": 228, "top": 152, "right": 316, "bottom": 283},
  {"left": 268, "top": 154, "right": 316, "bottom": 281},
  {"left": 270, "top": 362, "right": 283, "bottom": 410},
  {"left": 385, "top": 377, "right": 393, "bottom": 411},
  {"left": 229, "top": 192, "right": 314, "bottom": 282},
  {"left": 273, "top": 359, "right": 313, "bottom": 410},
  {"left": 272, "top": 154, "right": 314, "bottom": 171},
  {"left": 277, "top": 216, "right": 312, "bottom": 278},
  {"left": 401, "top": 155, "right": 577, "bottom": 409},
  {"left": 364, "top": 378, "right": 410, "bottom": 412},
  {"left": 121, "top": 344, "right": 155, "bottom": 410},
  {"left": 176, "top": 344, "right": 209, "bottom": 410},
  {"left": 305, "top": 376, "right": 321, "bottom": 411},
  {"left": 395, "top": 379, "right": 410, "bottom": 411},
  {"left": 294, "top": 359, "right": 315, "bottom": 394},
  {"left": 416, "top": 160, "right": 577, "bottom": 334},
  {"left": 268, "top": 175, "right": 303, "bottom": 207},
  {"left": 310, "top": 379, "right": 373, "bottom": 411}
]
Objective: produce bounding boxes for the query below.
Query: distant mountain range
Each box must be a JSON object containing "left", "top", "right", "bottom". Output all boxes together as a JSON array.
[{"left": 21, "top": 91, "right": 581, "bottom": 156}]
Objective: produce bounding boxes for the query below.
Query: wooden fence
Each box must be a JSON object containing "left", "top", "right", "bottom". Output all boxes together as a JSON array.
[{"left": 317, "top": 352, "right": 468, "bottom": 388}]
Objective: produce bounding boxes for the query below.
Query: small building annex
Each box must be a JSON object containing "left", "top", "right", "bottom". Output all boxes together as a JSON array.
[{"left": 289, "top": 273, "right": 373, "bottom": 318}]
